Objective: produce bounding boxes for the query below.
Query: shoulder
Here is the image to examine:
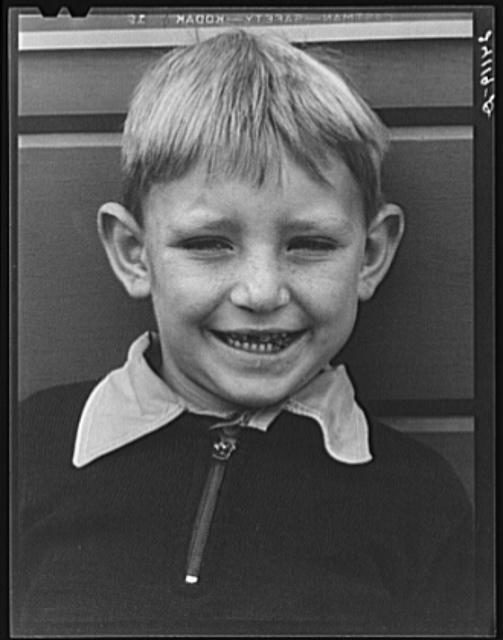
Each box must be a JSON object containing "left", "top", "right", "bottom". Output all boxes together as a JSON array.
[
  {"left": 17, "top": 381, "right": 99, "bottom": 476},
  {"left": 369, "top": 417, "right": 459, "bottom": 479},
  {"left": 366, "top": 417, "right": 471, "bottom": 521}
]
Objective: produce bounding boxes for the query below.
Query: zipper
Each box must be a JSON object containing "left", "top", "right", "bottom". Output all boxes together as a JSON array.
[{"left": 184, "top": 412, "right": 251, "bottom": 585}]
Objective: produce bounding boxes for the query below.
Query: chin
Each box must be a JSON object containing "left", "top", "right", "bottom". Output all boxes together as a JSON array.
[{"left": 219, "top": 382, "right": 297, "bottom": 410}]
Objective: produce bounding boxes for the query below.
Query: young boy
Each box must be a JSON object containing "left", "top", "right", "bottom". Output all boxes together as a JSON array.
[{"left": 14, "top": 30, "right": 474, "bottom": 636}]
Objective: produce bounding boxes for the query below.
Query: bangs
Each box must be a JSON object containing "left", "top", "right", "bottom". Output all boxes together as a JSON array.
[{"left": 122, "top": 31, "right": 389, "bottom": 222}]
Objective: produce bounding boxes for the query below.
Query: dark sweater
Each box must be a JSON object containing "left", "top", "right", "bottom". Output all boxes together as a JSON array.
[{"left": 13, "top": 381, "right": 474, "bottom": 636}]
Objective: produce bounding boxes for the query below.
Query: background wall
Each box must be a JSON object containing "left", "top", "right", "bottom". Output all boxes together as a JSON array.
[{"left": 16, "top": 10, "right": 475, "bottom": 502}]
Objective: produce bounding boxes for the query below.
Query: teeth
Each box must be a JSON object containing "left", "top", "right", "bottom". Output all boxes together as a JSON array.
[{"left": 215, "top": 331, "right": 302, "bottom": 354}]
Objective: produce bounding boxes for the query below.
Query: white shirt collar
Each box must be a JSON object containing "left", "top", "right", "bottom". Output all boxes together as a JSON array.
[{"left": 73, "top": 332, "right": 372, "bottom": 468}]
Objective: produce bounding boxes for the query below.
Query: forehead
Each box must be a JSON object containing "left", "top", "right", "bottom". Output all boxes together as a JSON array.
[{"left": 143, "top": 156, "right": 365, "bottom": 230}]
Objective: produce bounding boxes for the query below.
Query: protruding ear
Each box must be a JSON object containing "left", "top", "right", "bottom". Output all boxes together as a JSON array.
[
  {"left": 357, "top": 203, "right": 405, "bottom": 301},
  {"left": 97, "top": 202, "right": 151, "bottom": 299}
]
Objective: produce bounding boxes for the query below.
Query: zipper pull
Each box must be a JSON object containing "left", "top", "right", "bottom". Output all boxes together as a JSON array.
[
  {"left": 210, "top": 411, "right": 251, "bottom": 460},
  {"left": 211, "top": 431, "right": 238, "bottom": 461},
  {"left": 184, "top": 413, "right": 250, "bottom": 585}
]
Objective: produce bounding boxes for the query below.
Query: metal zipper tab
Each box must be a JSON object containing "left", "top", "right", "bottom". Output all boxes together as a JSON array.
[{"left": 184, "top": 413, "right": 251, "bottom": 585}]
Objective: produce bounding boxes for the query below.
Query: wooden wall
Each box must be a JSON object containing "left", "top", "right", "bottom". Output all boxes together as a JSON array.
[{"left": 16, "top": 12, "right": 475, "bottom": 502}]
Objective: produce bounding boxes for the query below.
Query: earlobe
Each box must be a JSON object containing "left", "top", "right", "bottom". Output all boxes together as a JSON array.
[
  {"left": 358, "top": 203, "right": 405, "bottom": 301},
  {"left": 97, "top": 202, "right": 151, "bottom": 299}
]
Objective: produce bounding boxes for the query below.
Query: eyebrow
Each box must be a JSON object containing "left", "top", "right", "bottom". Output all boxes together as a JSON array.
[
  {"left": 284, "top": 218, "right": 356, "bottom": 235},
  {"left": 173, "top": 216, "right": 356, "bottom": 235},
  {"left": 170, "top": 214, "right": 241, "bottom": 234}
]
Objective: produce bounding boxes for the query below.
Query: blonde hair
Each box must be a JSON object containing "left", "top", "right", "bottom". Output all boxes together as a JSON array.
[{"left": 122, "top": 30, "right": 389, "bottom": 224}]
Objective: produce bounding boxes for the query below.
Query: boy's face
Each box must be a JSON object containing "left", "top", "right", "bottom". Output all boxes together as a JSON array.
[{"left": 139, "top": 157, "right": 371, "bottom": 408}]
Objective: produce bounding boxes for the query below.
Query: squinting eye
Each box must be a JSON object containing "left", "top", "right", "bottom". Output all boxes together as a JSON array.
[
  {"left": 288, "top": 237, "right": 337, "bottom": 252},
  {"left": 180, "top": 237, "right": 233, "bottom": 252}
]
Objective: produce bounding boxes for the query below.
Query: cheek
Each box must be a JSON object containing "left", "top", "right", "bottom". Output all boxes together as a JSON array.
[
  {"left": 150, "top": 262, "right": 226, "bottom": 320},
  {"left": 300, "top": 264, "right": 361, "bottom": 322}
]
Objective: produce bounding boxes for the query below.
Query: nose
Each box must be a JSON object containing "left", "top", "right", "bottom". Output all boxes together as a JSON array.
[{"left": 229, "top": 253, "right": 291, "bottom": 313}]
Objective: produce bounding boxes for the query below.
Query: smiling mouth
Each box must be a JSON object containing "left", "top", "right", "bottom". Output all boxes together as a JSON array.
[{"left": 211, "top": 330, "right": 306, "bottom": 354}]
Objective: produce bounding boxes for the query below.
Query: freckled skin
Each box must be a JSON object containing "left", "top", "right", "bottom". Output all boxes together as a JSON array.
[{"left": 142, "top": 158, "right": 369, "bottom": 409}]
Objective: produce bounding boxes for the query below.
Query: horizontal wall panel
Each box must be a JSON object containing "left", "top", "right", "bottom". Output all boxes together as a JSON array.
[
  {"left": 18, "top": 38, "right": 473, "bottom": 117},
  {"left": 16, "top": 129, "right": 472, "bottom": 402},
  {"left": 17, "top": 110, "right": 475, "bottom": 136},
  {"left": 16, "top": 142, "right": 155, "bottom": 401},
  {"left": 380, "top": 416, "right": 473, "bottom": 433},
  {"left": 342, "top": 131, "right": 473, "bottom": 400}
]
